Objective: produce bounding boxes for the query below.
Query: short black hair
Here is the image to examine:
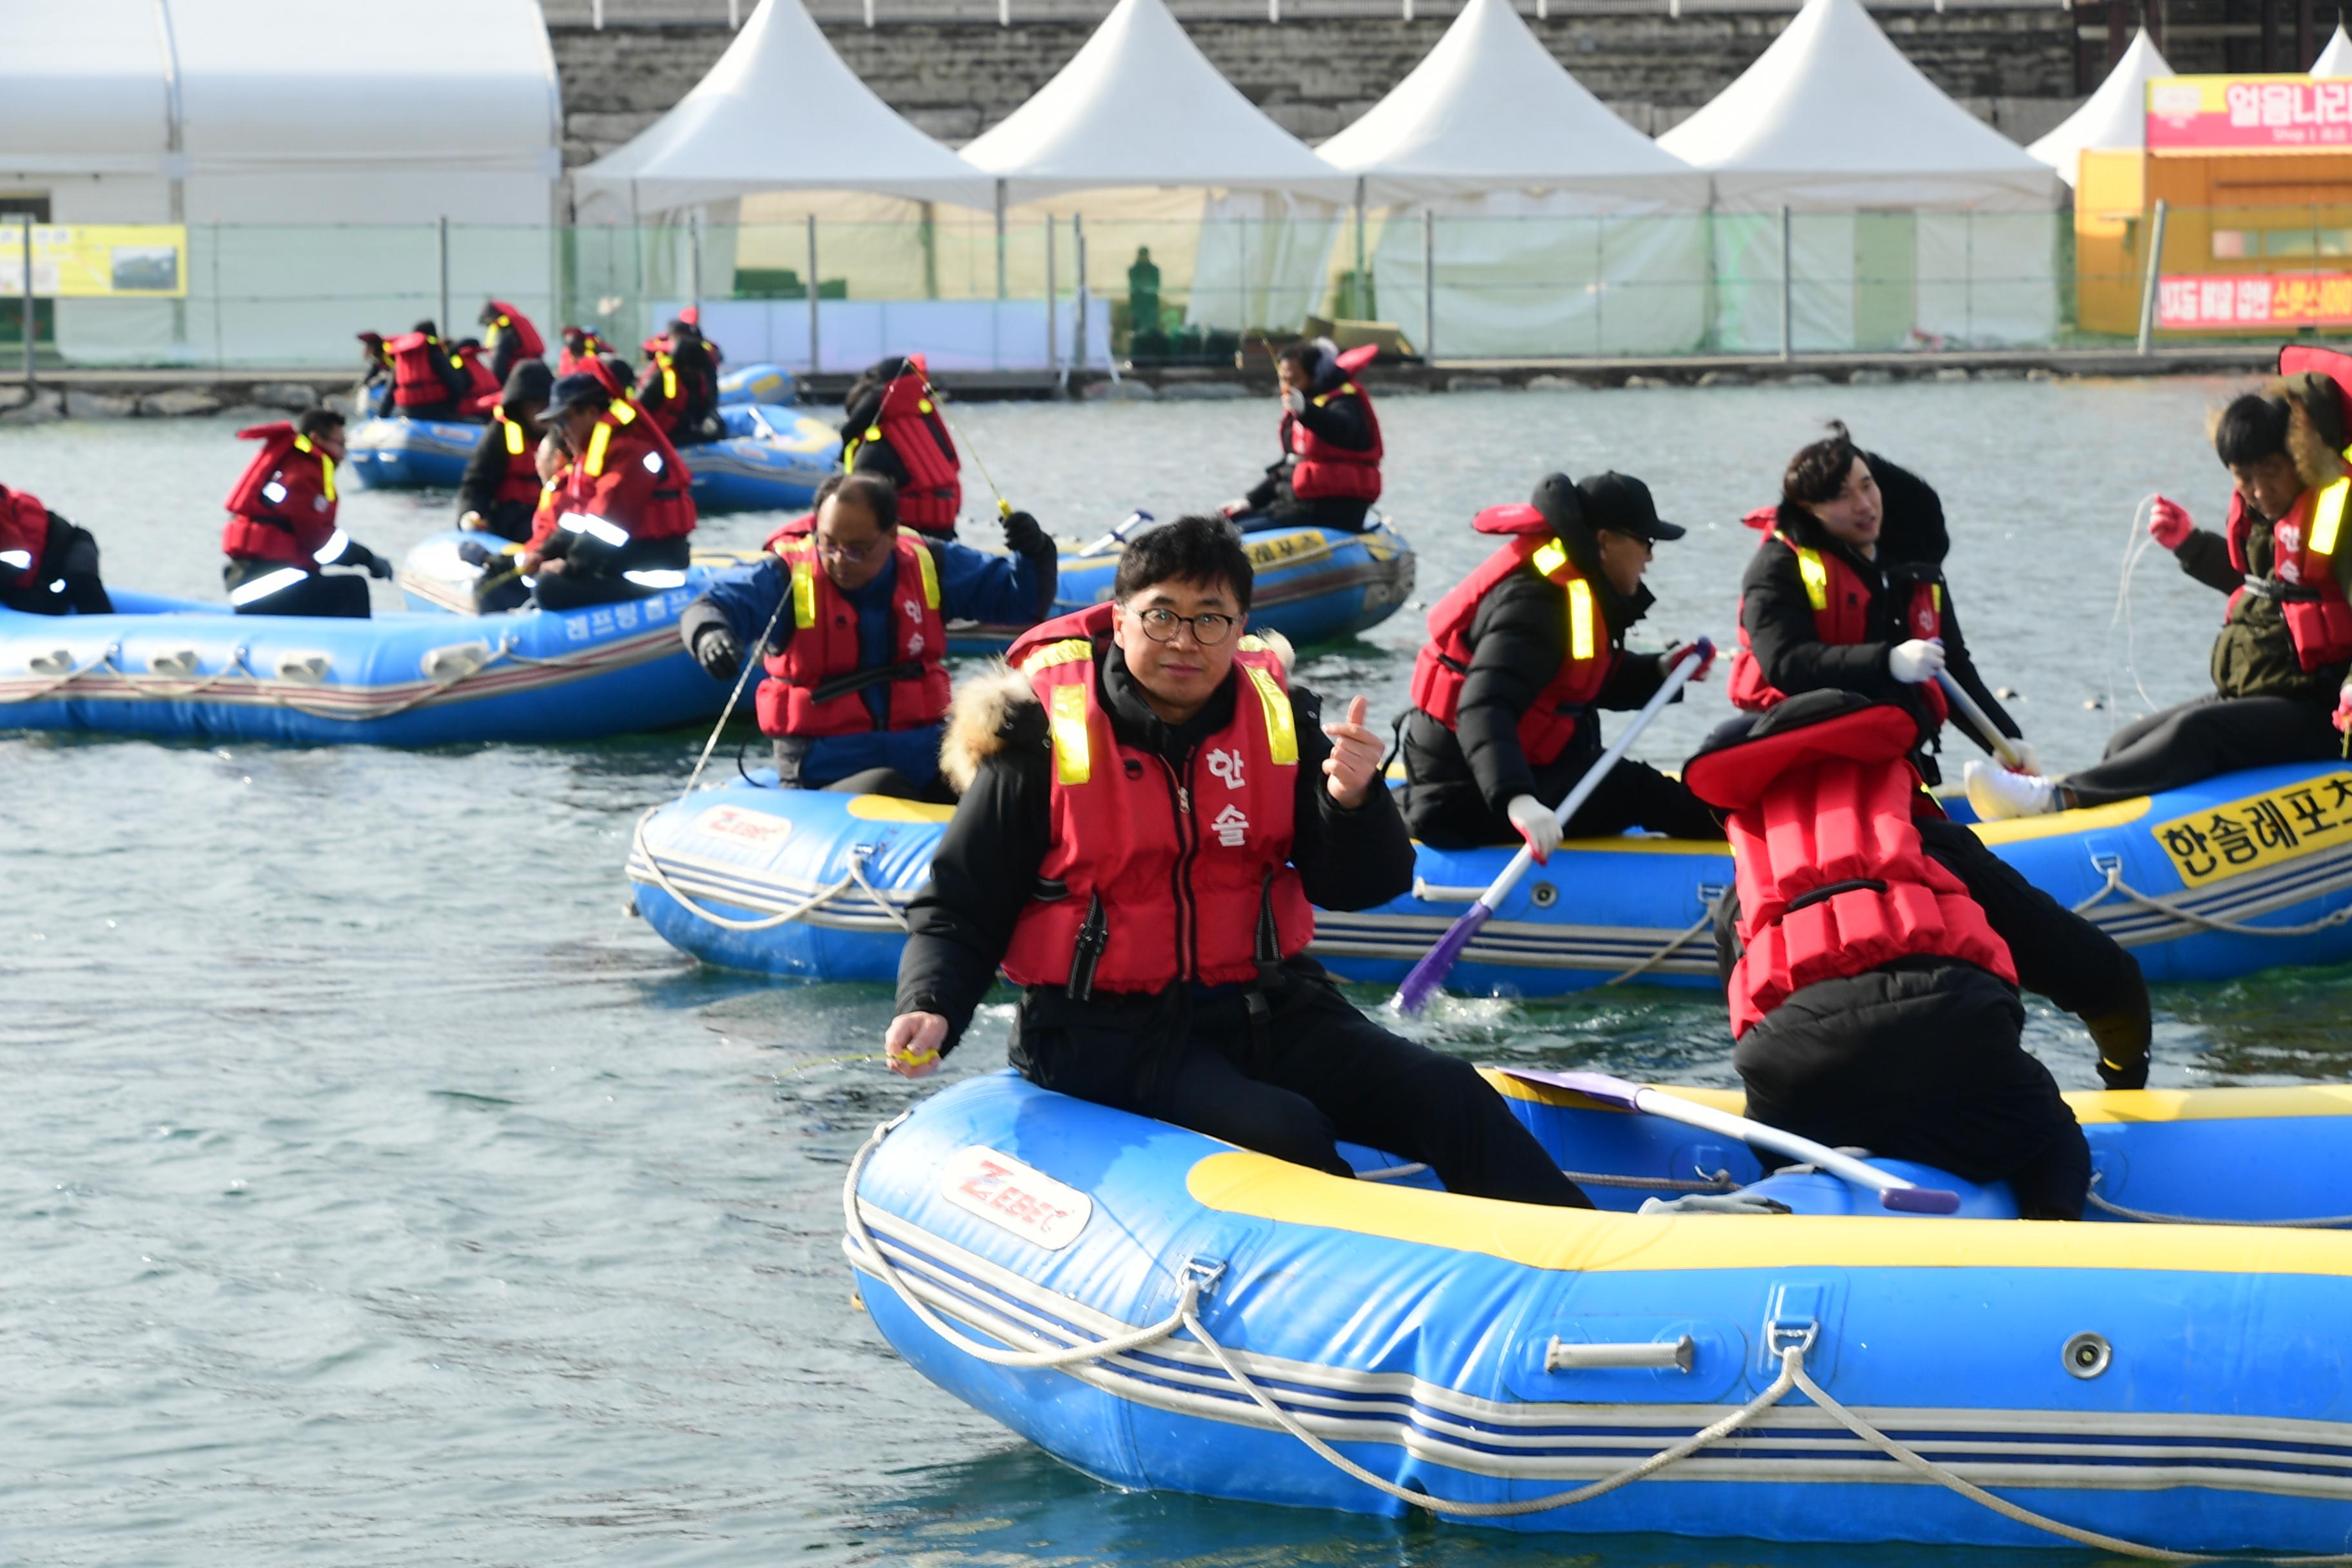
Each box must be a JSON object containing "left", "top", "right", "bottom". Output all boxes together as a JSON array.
[
  {"left": 297, "top": 407, "right": 344, "bottom": 438},
  {"left": 2213, "top": 393, "right": 2291, "bottom": 468},
  {"left": 1113, "top": 514, "right": 1253, "bottom": 612},
  {"left": 1783, "top": 420, "right": 1863, "bottom": 509},
  {"left": 1275, "top": 338, "right": 1319, "bottom": 375},
  {"left": 817, "top": 469, "right": 899, "bottom": 531}
]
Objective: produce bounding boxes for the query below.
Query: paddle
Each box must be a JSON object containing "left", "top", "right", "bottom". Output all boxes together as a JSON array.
[
  {"left": 1079, "top": 509, "right": 1155, "bottom": 557},
  {"left": 1507, "top": 1068, "right": 1963, "bottom": 1215},
  {"left": 1934, "top": 670, "right": 2026, "bottom": 770},
  {"left": 1389, "top": 638, "right": 1711, "bottom": 1015}
]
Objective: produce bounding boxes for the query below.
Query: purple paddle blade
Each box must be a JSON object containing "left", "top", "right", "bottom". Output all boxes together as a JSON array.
[
  {"left": 1389, "top": 903, "right": 1493, "bottom": 1015},
  {"left": 1500, "top": 1068, "right": 1644, "bottom": 1112},
  {"left": 1879, "top": 1186, "right": 1963, "bottom": 1215}
]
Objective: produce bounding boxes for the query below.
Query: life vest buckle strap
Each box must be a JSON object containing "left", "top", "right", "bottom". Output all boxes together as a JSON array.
[
  {"left": 1775, "top": 877, "right": 1890, "bottom": 923},
  {"left": 1066, "top": 894, "right": 1108, "bottom": 1003}
]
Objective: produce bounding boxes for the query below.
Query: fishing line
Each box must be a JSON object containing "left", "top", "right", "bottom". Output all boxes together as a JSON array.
[
  {"left": 2105, "top": 493, "right": 2163, "bottom": 721},
  {"left": 912, "top": 366, "right": 1015, "bottom": 520}
]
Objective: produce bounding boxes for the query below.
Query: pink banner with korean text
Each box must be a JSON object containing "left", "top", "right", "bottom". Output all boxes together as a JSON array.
[
  {"left": 2147, "top": 76, "right": 2352, "bottom": 150},
  {"left": 2157, "top": 273, "right": 2352, "bottom": 329}
]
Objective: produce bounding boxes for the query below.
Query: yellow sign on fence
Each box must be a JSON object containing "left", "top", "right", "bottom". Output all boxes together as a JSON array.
[
  {"left": 0, "top": 223, "right": 187, "bottom": 299},
  {"left": 2151, "top": 770, "right": 2352, "bottom": 887}
]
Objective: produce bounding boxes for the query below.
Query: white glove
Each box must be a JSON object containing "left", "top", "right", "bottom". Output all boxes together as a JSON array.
[
  {"left": 2008, "top": 741, "right": 2042, "bottom": 776},
  {"left": 1888, "top": 638, "right": 1947, "bottom": 685},
  {"left": 1219, "top": 498, "right": 1252, "bottom": 520},
  {"left": 1506, "top": 794, "right": 1562, "bottom": 864},
  {"left": 1281, "top": 387, "right": 1307, "bottom": 416}
]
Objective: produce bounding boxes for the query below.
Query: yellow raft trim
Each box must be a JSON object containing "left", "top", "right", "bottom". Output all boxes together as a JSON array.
[
  {"left": 1185, "top": 1149, "right": 2352, "bottom": 1276},
  {"left": 1483, "top": 1071, "right": 2352, "bottom": 1126},
  {"left": 844, "top": 795, "right": 955, "bottom": 823},
  {"left": 1967, "top": 794, "right": 2153, "bottom": 845}
]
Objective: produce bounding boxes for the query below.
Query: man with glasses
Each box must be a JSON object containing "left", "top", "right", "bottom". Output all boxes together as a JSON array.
[
  {"left": 680, "top": 471, "right": 1056, "bottom": 797},
  {"left": 1400, "top": 471, "right": 1720, "bottom": 858},
  {"left": 879, "top": 514, "right": 1590, "bottom": 1208}
]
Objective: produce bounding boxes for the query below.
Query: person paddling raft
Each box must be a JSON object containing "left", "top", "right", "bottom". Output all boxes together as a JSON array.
[
  {"left": 883, "top": 514, "right": 1590, "bottom": 1208},
  {"left": 1725, "top": 422, "right": 2027, "bottom": 786},
  {"left": 1968, "top": 348, "right": 2352, "bottom": 819}
]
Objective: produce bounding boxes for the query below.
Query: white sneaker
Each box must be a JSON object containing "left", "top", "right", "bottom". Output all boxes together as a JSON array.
[{"left": 1965, "top": 760, "right": 2056, "bottom": 820}]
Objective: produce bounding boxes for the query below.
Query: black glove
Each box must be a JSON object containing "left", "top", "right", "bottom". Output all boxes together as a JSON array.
[
  {"left": 693, "top": 623, "right": 743, "bottom": 683},
  {"left": 2096, "top": 1052, "right": 2150, "bottom": 1092},
  {"left": 1001, "top": 508, "right": 1049, "bottom": 557},
  {"left": 368, "top": 552, "right": 395, "bottom": 581},
  {"left": 342, "top": 542, "right": 393, "bottom": 579},
  {"left": 2086, "top": 997, "right": 2151, "bottom": 1091},
  {"left": 456, "top": 539, "right": 496, "bottom": 568}
]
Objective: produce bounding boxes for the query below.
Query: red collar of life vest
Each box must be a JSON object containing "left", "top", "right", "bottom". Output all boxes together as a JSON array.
[{"left": 1684, "top": 701, "right": 1925, "bottom": 812}]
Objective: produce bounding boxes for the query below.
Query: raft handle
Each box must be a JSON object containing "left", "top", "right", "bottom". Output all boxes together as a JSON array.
[{"left": 1545, "top": 1335, "right": 1694, "bottom": 1373}]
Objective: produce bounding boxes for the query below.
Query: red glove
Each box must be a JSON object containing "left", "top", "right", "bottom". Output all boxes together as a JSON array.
[
  {"left": 1666, "top": 642, "right": 1716, "bottom": 682},
  {"left": 2148, "top": 495, "right": 2194, "bottom": 551}
]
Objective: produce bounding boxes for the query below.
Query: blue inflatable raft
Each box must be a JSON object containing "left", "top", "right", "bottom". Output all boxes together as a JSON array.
[
  {"left": 344, "top": 399, "right": 841, "bottom": 514},
  {"left": 627, "top": 760, "right": 2352, "bottom": 990},
  {"left": 0, "top": 584, "right": 725, "bottom": 745},
  {"left": 845, "top": 1069, "right": 2352, "bottom": 1553}
]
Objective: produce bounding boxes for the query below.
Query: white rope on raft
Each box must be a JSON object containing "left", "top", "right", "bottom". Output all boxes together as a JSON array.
[
  {"left": 1358, "top": 1161, "right": 1735, "bottom": 1193},
  {"left": 628, "top": 810, "right": 908, "bottom": 934},
  {"left": 2071, "top": 860, "right": 2352, "bottom": 938},
  {"left": 843, "top": 1113, "right": 2352, "bottom": 1557}
]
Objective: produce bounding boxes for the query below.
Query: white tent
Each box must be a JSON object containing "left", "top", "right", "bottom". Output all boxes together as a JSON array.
[
  {"left": 961, "top": 0, "right": 1351, "bottom": 332},
  {"left": 572, "top": 0, "right": 994, "bottom": 216},
  {"left": 2315, "top": 23, "right": 2352, "bottom": 74},
  {"left": 2028, "top": 30, "right": 2173, "bottom": 187},
  {"left": 0, "top": 0, "right": 560, "bottom": 366},
  {"left": 1660, "top": 0, "right": 2063, "bottom": 351},
  {"left": 1318, "top": 0, "right": 1710, "bottom": 355}
]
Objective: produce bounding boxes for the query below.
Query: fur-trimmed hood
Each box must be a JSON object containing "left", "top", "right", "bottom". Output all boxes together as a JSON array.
[
  {"left": 938, "top": 629, "right": 1296, "bottom": 796},
  {"left": 2277, "top": 372, "right": 2352, "bottom": 495}
]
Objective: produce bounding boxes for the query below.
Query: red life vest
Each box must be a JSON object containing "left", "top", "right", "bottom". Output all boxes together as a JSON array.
[
  {"left": 484, "top": 301, "right": 544, "bottom": 361},
  {"left": 490, "top": 410, "right": 543, "bottom": 508},
  {"left": 1725, "top": 513, "right": 1950, "bottom": 724},
  {"left": 754, "top": 518, "right": 950, "bottom": 738},
  {"left": 0, "top": 484, "right": 49, "bottom": 587},
  {"left": 220, "top": 423, "right": 338, "bottom": 566},
  {"left": 1407, "top": 504, "right": 1614, "bottom": 767},
  {"left": 560, "top": 399, "right": 696, "bottom": 542},
  {"left": 2224, "top": 484, "right": 2352, "bottom": 671},
  {"left": 997, "top": 603, "right": 1315, "bottom": 996},
  {"left": 1286, "top": 344, "right": 1383, "bottom": 504},
  {"left": 387, "top": 330, "right": 457, "bottom": 411},
  {"left": 847, "top": 356, "right": 961, "bottom": 534},
  {"left": 454, "top": 342, "right": 502, "bottom": 416},
  {"left": 1683, "top": 702, "right": 2017, "bottom": 1038},
  {"left": 556, "top": 329, "right": 608, "bottom": 378}
]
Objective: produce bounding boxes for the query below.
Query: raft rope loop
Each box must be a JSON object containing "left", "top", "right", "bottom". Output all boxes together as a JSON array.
[
  {"left": 2085, "top": 1170, "right": 2352, "bottom": 1228},
  {"left": 2106, "top": 493, "right": 2165, "bottom": 721},
  {"left": 1357, "top": 1161, "right": 1736, "bottom": 1194},
  {"left": 850, "top": 1114, "right": 2352, "bottom": 1556},
  {"left": 2070, "top": 858, "right": 2352, "bottom": 938}
]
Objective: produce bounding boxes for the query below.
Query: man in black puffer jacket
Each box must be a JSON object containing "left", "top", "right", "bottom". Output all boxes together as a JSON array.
[{"left": 1400, "top": 471, "right": 1720, "bottom": 857}]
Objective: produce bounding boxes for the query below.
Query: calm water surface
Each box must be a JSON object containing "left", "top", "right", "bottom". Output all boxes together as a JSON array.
[{"left": 6, "top": 378, "right": 2346, "bottom": 1565}]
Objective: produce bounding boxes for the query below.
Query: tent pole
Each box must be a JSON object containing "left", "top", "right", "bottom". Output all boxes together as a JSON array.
[
  {"left": 1421, "top": 208, "right": 1435, "bottom": 364},
  {"left": 994, "top": 181, "right": 1008, "bottom": 302},
  {"left": 690, "top": 213, "right": 703, "bottom": 320},
  {"left": 1075, "top": 213, "right": 1092, "bottom": 382},
  {"left": 1046, "top": 213, "right": 1059, "bottom": 385},
  {"left": 807, "top": 214, "right": 822, "bottom": 377},
  {"left": 1778, "top": 205, "right": 1794, "bottom": 363},
  {"left": 2137, "top": 198, "right": 2170, "bottom": 355},
  {"left": 1352, "top": 177, "right": 1366, "bottom": 316},
  {"left": 21, "top": 218, "right": 34, "bottom": 388},
  {"left": 438, "top": 215, "right": 451, "bottom": 341}
]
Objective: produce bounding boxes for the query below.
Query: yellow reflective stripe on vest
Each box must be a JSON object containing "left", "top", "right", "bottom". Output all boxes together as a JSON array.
[
  {"left": 660, "top": 356, "right": 677, "bottom": 400},
  {"left": 1019, "top": 638, "right": 1093, "bottom": 676},
  {"left": 1931, "top": 582, "right": 1944, "bottom": 612},
  {"left": 502, "top": 414, "right": 525, "bottom": 456},
  {"left": 611, "top": 400, "right": 637, "bottom": 425},
  {"left": 914, "top": 539, "right": 941, "bottom": 609},
  {"left": 2314, "top": 478, "right": 2349, "bottom": 558},
  {"left": 318, "top": 453, "right": 335, "bottom": 503},
  {"left": 584, "top": 421, "right": 612, "bottom": 477},
  {"left": 1793, "top": 546, "right": 1830, "bottom": 612},
  {"left": 790, "top": 553, "right": 817, "bottom": 629},
  {"left": 1048, "top": 683, "right": 1091, "bottom": 785},
  {"left": 1242, "top": 662, "right": 1298, "bottom": 765},
  {"left": 1566, "top": 577, "right": 1594, "bottom": 662},
  {"left": 1531, "top": 538, "right": 1568, "bottom": 578},
  {"left": 1309, "top": 382, "right": 1357, "bottom": 409}
]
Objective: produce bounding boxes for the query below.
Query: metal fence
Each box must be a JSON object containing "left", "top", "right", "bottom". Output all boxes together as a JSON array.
[
  {"left": 533, "top": 0, "right": 2041, "bottom": 26},
  {"left": 2, "top": 208, "right": 2341, "bottom": 376}
]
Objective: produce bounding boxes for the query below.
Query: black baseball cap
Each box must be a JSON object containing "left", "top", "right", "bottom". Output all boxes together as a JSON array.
[
  {"left": 502, "top": 359, "right": 554, "bottom": 409},
  {"left": 546, "top": 371, "right": 610, "bottom": 415},
  {"left": 1576, "top": 471, "right": 1683, "bottom": 543}
]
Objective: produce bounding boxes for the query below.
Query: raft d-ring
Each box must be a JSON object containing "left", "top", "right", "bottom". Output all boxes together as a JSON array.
[
  {"left": 2063, "top": 1331, "right": 2112, "bottom": 1380},
  {"left": 1530, "top": 881, "right": 1559, "bottom": 909}
]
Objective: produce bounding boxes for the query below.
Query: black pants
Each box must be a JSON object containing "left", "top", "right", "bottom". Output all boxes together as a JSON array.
[
  {"left": 224, "top": 562, "right": 372, "bottom": 618},
  {"left": 0, "top": 518, "right": 110, "bottom": 615},
  {"left": 530, "top": 533, "right": 692, "bottom": 612},
  {"left": 1012, "top": 962, "right": 1591, "bottom": 1208},
  {"left": 821, "top": 766, "right": 956, "bottom": 804},
  {"left": 1734, "top": 959, "right": 2090, "bottom": 1219},
  {"left": 1237, "top": 493, "right": 1373, "bottom": 534},
  {"left": 397, "top": 398, "right": 461, "bottom": 422},
  {"left": 2064, "top": 692, "right": 2342, "bottom": 806},
  {"left": 1406, "top": 756, "right": 1721, "bottom": 848},
  {"left": 472, "top": 500, "right": 534, "bottom": 544}
]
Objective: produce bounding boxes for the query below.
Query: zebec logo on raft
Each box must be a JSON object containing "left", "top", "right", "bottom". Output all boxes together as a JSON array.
[{"left": 939, "top": 1145, "right": 1093, "bottom": 1251}]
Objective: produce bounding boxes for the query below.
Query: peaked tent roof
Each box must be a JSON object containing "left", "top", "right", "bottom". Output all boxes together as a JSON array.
[
  {"left": 2028, "top": 30, "right": 2173, "bottom": 185},
  {"left": 959, "top": 0, "right": 1352, "bottom": 202},
  {"left": 2315, "top": 22, "right": 2352, "bottom": 73},
  {"left": 1317, "top": 0, "right": 1706, "bottom": 206},
  {"left": 574, "top": 0, "right": 993, "bottom": 213},
  {"left": 1658, "top": 0, "right": 2060, "bottom": 211}
]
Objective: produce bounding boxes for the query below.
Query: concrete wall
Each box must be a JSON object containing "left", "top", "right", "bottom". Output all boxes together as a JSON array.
[{"left": 553, "top": 8, "right": 2086, "bottom": 172}]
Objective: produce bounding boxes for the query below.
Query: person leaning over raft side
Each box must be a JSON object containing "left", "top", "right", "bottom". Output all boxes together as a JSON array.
[
  {"left": 220, "top": 408, "right": 393, "bottom": 618},
  {"left": 637, "top": 317, "right": 723, "bottom": 446},
  {"left": 456, "top": 361, "right": 553, "bottom": 544},
  {"left": 839, "top": 354, "right": 963, "bottom": 537},
  {"left": 1725, "top": 422, "right": 2025, "bottom": 787},
  {"left": 383, "top": 320, "right": 475, "bottom": 423},
  {"left": 883, "top": 514, "right": 1592, "bottom": 1208},
  {"left": 515, "top": 371, "right": 696, "bottom": 612},
  {"left": 679, "top": 471, "right": 1057, "bottom": 799},
  {"left": 1685, "top": 692, "right": 2152, "bottom": 1221},
  {"left": 1969, "top": 355, "right": 2352, "bottom": 819},
  {"left": 0, "top": 480, "right": 111, "bottom": 616},
  {"left": 1220, "top": 337, "right": 1382, "bottom": 536},
  {"left": 1400, "top": 471, "right": 1721, "bottom": 854}
]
